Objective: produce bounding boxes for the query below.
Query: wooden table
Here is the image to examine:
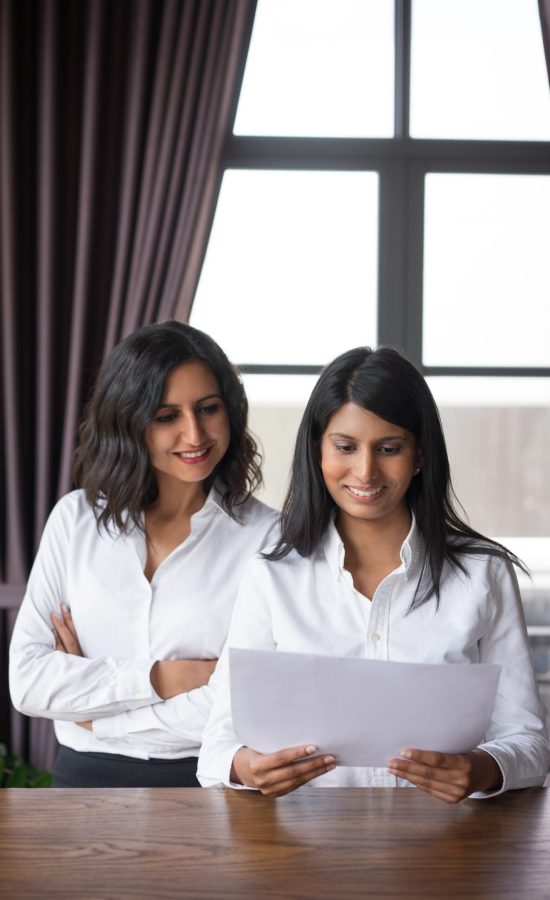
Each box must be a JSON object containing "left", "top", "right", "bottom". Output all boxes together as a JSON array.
[{"left": 1, "top": 787, "right": 549, "bottom": 899}]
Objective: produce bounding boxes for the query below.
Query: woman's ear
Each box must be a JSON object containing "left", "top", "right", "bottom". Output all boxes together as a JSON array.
[{"left": 414, "top": 447, "right": 424, "bottom": 475}]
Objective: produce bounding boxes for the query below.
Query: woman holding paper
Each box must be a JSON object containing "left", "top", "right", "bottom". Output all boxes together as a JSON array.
[
  {"left": 198, "top": 346, "right": 549, "bottom": 801},
  {"left": 9, "top": 321, "right": 277, "bottom": 787}
]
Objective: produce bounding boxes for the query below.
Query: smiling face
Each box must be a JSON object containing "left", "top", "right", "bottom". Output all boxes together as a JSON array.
[
  {"left": 320, "top": 402, "right": 421, "bottom": 531},
  {"left": 145, "top": 359, "right": 230, "bottom": 491}
]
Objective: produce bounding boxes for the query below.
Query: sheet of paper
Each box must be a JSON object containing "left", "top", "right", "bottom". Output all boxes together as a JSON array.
[{"left": 229, "top": 648, "right": 501, "bottom": 766}]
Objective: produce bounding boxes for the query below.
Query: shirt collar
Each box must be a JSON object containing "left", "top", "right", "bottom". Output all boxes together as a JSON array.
[
  {"left": 322, "top": 511, "right": 423, "bottom": 580},
  {"left": 187, "top": 483, "right": 227, "bottom": 532}
]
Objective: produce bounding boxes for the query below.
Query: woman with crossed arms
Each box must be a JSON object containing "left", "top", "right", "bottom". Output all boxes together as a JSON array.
[
  {"left": 10, "top": 321, "right": 277, "bottom": 787},
  {"left": 198, "top": 346, "right": 549, "bottom": 801}
]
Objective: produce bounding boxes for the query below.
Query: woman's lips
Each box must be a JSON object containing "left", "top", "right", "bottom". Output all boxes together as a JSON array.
[
  {"left": 344, "top": 484, "right": 386, "bottom": 501},
  {"left": 174, "top": 447, "right": 212, "bottom": 465}
]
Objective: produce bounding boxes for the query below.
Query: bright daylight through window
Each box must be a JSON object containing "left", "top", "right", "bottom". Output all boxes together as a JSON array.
[{"left": 190, "top": 0, "right": 550, "bottom": 716}]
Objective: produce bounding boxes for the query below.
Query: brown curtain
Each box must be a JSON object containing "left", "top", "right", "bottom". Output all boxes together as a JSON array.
[
  {"left": 540, "top": 0, "right": 550, "bottom": 86},
  {"left": 0, "top": 0, "right": 256, "bottom": 770}
]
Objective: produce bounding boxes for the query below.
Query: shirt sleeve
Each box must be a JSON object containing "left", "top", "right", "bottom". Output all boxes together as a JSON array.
[
  {"left": 9, "top": 496, "right": 159, "bottom": 721},
  {"left": 471, "top": 558, "right": 550, "bottom": 798},
  {"left": 197, "top": 557, "right": 277, "bottom": 789},
  {"left": 92, "top": 675, "right": 216, "bottom": 751}
]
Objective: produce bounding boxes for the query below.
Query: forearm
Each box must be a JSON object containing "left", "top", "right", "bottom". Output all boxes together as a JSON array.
[
  {"left": 9, "top": 647, "right": 158, "bottom": 721},
  {"left": 92, "top": 681, "right": 216, "bottom": 747},
  {"left": 149, "top": 659, "right": 217, "bottom": 699}
]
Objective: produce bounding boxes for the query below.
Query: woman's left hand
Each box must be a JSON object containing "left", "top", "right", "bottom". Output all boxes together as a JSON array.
[
  {"left": 387, "top": 748, "right": 503, "bottom": 803},
  {"left": 51, "top": 606, "right": 93, "bottom": 731},
  {"left": 51, "top": 604, "right": 83, "bottom": 656}
]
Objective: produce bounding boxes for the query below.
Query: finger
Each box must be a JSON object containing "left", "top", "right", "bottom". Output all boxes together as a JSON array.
[
  {"left": 412, "top": 780, "right": 468, "bottom": 805},
  {"left": 60, "top": 604, "right": 79, "bottom": 639},
  {"left": 255, "top": 753, "right": 335, "bottom": 787},
  {"left": 388, "top": 765, "right": 469, "bottom": 801},
  {"left": 398, "top": 748, "right": 465, "bottom": 770},
  {"left": 252, "top": 744, "right": 320, "bottom": 772},
  {"left": 51, "top": 612, "right": 80, "bottom": 653},
  {"left": 388, "top": 758, "right": 449, "bottom": 781},
  {"left": 257, "top": 756, "right": 336, "bottom": 797},
  {"left": 53, "top": 628, "right": 63, "bottom": 651}
]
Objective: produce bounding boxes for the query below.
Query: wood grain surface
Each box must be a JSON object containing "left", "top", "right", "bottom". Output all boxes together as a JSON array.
[{"left": 1, "top": 787, "right": 549, "bottom": 899}]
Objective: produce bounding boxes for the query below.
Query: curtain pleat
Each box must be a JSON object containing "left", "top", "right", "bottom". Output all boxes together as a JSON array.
[
  {"left": 35, "top": 0, "right": 57, "bottom": 547},
  {"left": 0, "top": 0, "right": 26, "bottom": 585},
  {"left": 57, "top": 0, "right": 103, "bottom": 495},
  {"left": 0, "top": 0, "right": 257, "bottom": 770},
  {"left": 104, "top": 2, "right": 153, "bottom": 356}
]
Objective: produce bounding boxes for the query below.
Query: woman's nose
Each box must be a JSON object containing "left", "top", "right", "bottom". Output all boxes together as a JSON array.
[
  {"left": 180, "top": 414, "right": 204, "bottom": 446},
  {"left": 353, "top": 450, "right": 378, "bottom": 483}
]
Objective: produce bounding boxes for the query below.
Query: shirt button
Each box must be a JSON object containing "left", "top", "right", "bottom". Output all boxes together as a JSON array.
[{"left": 371, "top": 632, "right": 380, "bottom": 642}]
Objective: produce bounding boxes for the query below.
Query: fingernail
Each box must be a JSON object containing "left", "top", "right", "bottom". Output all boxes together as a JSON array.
[
  {"left": 305, "top": 745, "right": 316, "bottom": 754},
  {"left": 402, "top": 750, "right": 412, "bottom": 759},
  {"left": 52, "top": 612, "right": 60, "bottom": 621},
  {"left": 323, "top": 756, "right": 334, "bottom": 765}
]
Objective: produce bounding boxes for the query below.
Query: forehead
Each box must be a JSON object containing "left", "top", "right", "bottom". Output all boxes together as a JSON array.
[
  {"left": 162, "top": 360, "right": 220, "bottom": 402},
  {"left": 323, "top": 402, "right": 412, "bottom": 440}
]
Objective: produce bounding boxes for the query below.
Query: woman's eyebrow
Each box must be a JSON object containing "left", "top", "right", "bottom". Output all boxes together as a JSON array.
[
  {"left": 156, "top": 392, "right": 222, "bottom": 409},
  {"left": 328, "top": 431, "right": 404, "bottom": 441}
]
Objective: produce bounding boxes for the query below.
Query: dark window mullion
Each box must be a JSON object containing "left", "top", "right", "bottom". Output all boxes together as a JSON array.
[
  {"left": 394, "top": 0, "right": 412, "bottom": 139},
  {"left": 378, "top": 161, "right": 408, "bottom": 350},
  {"left": 401, "top": 161, "right": 425, "bottom": 368}
]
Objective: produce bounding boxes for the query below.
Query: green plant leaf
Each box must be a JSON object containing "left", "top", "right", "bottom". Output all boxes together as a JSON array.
[
  {"left": 6, "top": 764, "right": 31, "bottom": 788},
  {"left": 0, "top": 757, "right": 5, "bottom": 786},
  {"left": 30, "top": 771, "right": 53, "bottom": 788}
]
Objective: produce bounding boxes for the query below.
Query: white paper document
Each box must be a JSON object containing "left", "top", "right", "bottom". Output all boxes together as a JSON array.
[{"left": 229, "top": 648, "right": 501, "bottom": 767}]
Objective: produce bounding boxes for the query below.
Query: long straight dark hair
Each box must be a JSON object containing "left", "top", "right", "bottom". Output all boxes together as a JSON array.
[
  {"left": 266, "top": 346, "right": 526, "bottom": 609},
  {"left": 74, "top": 321, "right": 262, "bottom": 533}
]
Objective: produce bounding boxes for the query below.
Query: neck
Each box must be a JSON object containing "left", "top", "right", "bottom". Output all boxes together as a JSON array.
[
  {"left": 336, "top": 506, "right": 412, "bottom": 570},
  {"left": 148, "top": 475, "right": 208, "bottom": 521}
]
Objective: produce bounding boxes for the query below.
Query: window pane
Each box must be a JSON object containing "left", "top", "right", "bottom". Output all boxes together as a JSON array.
[
  {"left": 422, "top": 174, "right": 550, "bottom": 367},
  {"left": 191, "top": 170, "right": 378, "bottom": 365},
  {"left": 427, "top": 375, "right": 550, "bottom": 730},
  {"left": 410, "top": 0, "right": 550, "bottom": 140},
  {"left": 234, "top": 0, "right": 394, "bottom": 137}
]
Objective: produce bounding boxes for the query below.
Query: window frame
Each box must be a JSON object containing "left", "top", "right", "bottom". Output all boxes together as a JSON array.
[{"left": 217, "top": 0, "right": 550, "bottom": 377}]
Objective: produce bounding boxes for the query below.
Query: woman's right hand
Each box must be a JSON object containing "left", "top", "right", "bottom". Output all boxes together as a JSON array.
[
  {"left": 230, "top": 745, "right": 336, "bottom": 797},
  {"left": 51, "top": 605, "right": 84, "bottom": 656},
  {"left": 150, "top": 659, "right": 217, "bottom": 699}
]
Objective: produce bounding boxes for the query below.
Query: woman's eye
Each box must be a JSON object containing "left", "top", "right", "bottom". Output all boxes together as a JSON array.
[
  {"left": 379, "top": 445, "right": 401, "bottom": 455},
  {"left": 154, "top": 411, "right": 178, "bottom": 424},
  {"left": 198, "top": 404, "right": 220, "bottom": 416},
  {"left": 335, "top": 443, "right": 355, "bottom": 453}
]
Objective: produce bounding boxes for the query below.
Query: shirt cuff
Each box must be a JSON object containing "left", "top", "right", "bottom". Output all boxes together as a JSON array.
[
  {"left": 198, "top": 743, "right": 256, "bottom": 790},
  {"left": 93, "top": 703, "right": 160, "bottom": 741},
  {"left": 468, "top": 745, "right": 507, "bottom": 799},
  {"left": 114, "top": 658, "right": 159, "bottom": 704}
]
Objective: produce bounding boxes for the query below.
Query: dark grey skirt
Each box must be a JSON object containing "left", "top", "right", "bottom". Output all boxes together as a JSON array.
[{"left": 52, "top": 745, "right": 200, "bottom": 788}]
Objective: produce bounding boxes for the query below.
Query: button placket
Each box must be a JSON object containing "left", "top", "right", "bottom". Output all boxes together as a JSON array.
[{"left": 368, "top": 580, "right": 392, "bottom": 659}]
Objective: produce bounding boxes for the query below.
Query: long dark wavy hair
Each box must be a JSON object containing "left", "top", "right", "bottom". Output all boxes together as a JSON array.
[
  {"left": 74, "top": 321, "right": 262, "bottom": 533},
  {"left": 266, "top": 346, "right": 526, "bottom": 609}
]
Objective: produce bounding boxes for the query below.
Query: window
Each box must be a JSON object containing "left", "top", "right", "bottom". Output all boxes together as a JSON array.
[
  {"left": 191, "top": 1, "right": 550, "bottom": 714},
  {"left": 192, "top": 0, "right": 550, "bottom": 376}
]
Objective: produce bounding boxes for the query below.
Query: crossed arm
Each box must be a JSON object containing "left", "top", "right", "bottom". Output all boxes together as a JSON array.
[{"left": 51, "top": 605, "right": 216, "bottom": 731}]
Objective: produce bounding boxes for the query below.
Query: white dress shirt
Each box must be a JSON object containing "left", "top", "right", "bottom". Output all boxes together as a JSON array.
[
  {"left": 197, "top": 518, "right": 550, "bottom": 796},
  {"left": 9, "top": 488, "right": 278, "bottom": 760}
]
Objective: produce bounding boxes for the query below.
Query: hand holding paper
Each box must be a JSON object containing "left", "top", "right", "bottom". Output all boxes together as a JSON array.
[{"left": 229, "top": 649, "right": 501, "bottom": 769}]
